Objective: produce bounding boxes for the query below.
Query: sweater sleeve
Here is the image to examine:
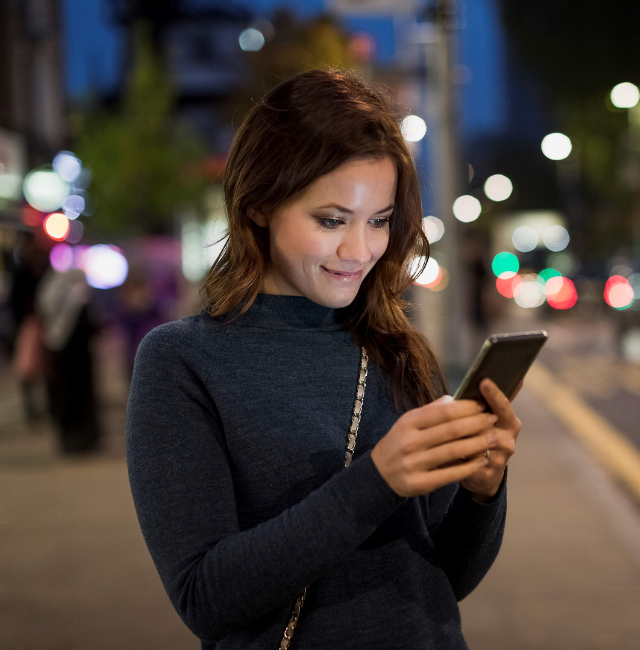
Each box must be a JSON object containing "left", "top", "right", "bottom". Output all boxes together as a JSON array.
[
  {"left": 426, "top": 468, "right": 508, "bottom": 601},
  {"left": 125, "top": 326, "right": 407, "bottom": 644}
]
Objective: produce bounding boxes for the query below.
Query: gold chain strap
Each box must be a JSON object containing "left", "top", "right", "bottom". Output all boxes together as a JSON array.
[{"left": 278, "top": 346, "right": 369, "bottom": 650}]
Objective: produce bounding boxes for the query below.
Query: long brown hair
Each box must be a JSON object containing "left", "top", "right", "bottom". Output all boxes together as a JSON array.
[{"left": 199, "top": 68, "right": 448, "bottom": 413}]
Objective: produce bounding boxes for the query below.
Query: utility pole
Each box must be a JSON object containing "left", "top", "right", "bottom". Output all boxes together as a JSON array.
[{"left": 422, "top": 1, "right": 471, "bottom": 384}]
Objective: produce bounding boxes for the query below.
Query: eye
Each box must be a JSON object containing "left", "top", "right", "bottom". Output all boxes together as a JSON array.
[
  {"left": 317, "top": 218, "right": 343, "bottom": 229},
  {"left": 316, "top": 217, "right": 391, "bottom": 230}
]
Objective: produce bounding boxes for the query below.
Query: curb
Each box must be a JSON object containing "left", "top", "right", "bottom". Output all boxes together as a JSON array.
[{"left": 526, "top": 361, "right": 640, "bottom": 502}]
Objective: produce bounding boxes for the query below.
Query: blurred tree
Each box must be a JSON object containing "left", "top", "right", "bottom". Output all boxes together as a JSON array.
[
  {"left": 71, "top": 21, "right": 207, "bottom": 239},
  {"left": 496, "top": 1, "right": 640, "bottom": 257},
  {"left": 219, "top": 9, "right": 363, "bottom": 129}
]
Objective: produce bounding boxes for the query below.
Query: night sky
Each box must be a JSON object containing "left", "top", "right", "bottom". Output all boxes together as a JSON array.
[{"left": 61, "top": 0, "right": 506, "bottom": 139}]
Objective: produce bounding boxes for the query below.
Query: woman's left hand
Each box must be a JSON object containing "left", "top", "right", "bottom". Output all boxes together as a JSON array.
[{"left": 458, "top": 378, "right": 523, "bottom": 501}]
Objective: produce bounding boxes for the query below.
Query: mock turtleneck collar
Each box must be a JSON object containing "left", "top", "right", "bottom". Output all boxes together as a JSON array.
[{"left": 207, "top": 293, "right": 347, "bottom": 331}]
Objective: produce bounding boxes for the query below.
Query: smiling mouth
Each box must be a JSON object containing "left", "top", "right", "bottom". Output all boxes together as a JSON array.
[{"left": 322, "top": 267, "right": 363, "bottom": 280}]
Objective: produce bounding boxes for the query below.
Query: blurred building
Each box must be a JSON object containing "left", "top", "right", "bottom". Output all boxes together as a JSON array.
[
  {"left": 0, "top": 0, "right": 67, "bottom": 163},
  {"left": 106, "top": 0, "right": 251, "bottom": 155}
]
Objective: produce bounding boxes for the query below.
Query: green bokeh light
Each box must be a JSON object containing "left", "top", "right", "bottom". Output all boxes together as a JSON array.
[
  {"left": 492, "top": 251, "right": 519, "bottom": 277},
  {"left": 537, "top": 268, "right": 562, "bottom": 286}
]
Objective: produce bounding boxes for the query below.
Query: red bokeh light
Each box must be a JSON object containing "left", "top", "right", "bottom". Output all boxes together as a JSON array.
[{"left": 547, "top": 277, "right": 577, "bottom": 309}]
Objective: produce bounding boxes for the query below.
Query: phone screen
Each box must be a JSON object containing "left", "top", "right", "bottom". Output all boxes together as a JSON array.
[{"left": 453, "top": 331, "right": 548, "bottom": 412}]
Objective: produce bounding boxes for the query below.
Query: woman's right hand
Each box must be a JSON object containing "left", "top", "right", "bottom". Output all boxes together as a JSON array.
[{"left": 370, "top": 396, "right": 499, "bottom": 498}]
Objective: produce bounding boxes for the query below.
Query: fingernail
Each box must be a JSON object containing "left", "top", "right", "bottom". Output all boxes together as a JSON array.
[{"left": 440, "top": 395, "right": 454, "bottom": 403}]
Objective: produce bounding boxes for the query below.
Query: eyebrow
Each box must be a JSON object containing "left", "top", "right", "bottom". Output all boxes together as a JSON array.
[{"left": 314, "top": 203, "right": 395, "bottom": 215}]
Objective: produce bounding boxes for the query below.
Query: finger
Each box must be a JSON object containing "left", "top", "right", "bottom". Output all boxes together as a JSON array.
[
  {"left": 424, "top": 428, "right": 499, "bottom": 468},
  {"left": 413, "top": 456, "right": 490, "bottom": 494},
  {"left": 415, "top": 413, "right": 498, "bottom": 448},
  {"left": 479, "top": 378, "right": 517, "bottom": 424},
  {"left": 407, "top": 398, "right": 486, "bottom": 431}
]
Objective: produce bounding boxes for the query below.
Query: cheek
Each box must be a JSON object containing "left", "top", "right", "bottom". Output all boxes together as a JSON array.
[{"left": 372, "top": 232, "right": 390, "bottom": 260}]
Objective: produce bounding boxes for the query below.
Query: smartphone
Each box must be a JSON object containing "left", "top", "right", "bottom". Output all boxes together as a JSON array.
[{"left": 453, "top": 330, "right": 548, "bottom": 413}]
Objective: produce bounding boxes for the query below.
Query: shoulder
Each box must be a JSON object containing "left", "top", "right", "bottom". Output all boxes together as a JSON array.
[{"left": 135, "top": 310, "right": 220, "bottom": 370}]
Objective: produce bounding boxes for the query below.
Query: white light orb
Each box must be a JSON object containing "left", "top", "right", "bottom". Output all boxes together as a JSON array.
[
  {"left": 239, "top": 28, "right": 265, "bottom": 51},
  {"left": 62, "top": 194, "right": 85, "bottom": 219},
  {"left": 483, "top": 174, "right": 513, "bottom": 201},
  {"left": 452, "top": 195, "right": 481, "bottom": 222},
  {"left": 423, "top": 215, "right": 444, "bottom": 243},
  {"left": 512, "top": 225, "right": 539, "bottom": 252},
  {"left": 541, "top": 133, "right": 572, "bottom": 161},
  {"left": 23, "top": 169, "right": 70, "bottom": 212},
  {"left": 409, "top": 255, "right": 439, "bottom": 284},
  {"left": 543, "top": 225, "right": 570, "bottom": 252},
  {"left": 84, "top": 244, "right": 129, "bottom": 289},
  {"left": 400, "top": 115, "right": 427, "bottom": 142},
  {"left": 514, "top": 279, "right": 545, "bottom": 308},
  {"left": 610, "top": 82, "right": 640, "bottom": 109},
  {"left": 52, "top": 151, "right": 82, "bottom": 183}
]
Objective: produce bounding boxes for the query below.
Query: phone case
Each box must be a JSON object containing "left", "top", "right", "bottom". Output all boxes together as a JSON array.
[{"left": 453, "top": 330, "right": 548, "bottom": 412}]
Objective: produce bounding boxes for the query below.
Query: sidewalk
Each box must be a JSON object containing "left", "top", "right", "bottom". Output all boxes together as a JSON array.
[{"left": 1, "top": 326, "right": 640, "bottom": 649}]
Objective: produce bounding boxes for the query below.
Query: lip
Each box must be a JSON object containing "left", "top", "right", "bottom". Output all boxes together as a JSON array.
[{"left": 322, "top": 267, "right": 363, "bottom": 281}]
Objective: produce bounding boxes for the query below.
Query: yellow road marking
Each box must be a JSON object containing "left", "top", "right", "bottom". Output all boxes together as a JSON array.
[{"left": 526, "top": 362, "right": 640, "bottom": 500}]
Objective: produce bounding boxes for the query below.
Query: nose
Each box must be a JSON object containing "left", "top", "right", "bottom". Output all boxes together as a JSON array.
[{"left": 336, "top": 224, "right": 372, "bottom": 266}]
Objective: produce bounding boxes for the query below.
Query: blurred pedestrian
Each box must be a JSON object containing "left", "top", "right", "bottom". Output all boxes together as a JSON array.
[
  {"left": 8, "top": 231, "right": 50, "bottom": 424},
  {"left": 126, "top": 69, "right": 523, "bottom": 650},
  {"left": 35, "top": 266, "right": 103, "bottom": 455}
]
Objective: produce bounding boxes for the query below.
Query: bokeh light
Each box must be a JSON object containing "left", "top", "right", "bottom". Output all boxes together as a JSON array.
[
  {"left": 543, "top": 225, "right": 570, "bottom": 251},
  {"left": 62, "top": 194, "right": 85, "bottom": 219},
  {"left": 492, "top": 251, "right": 519, "bottom": 277},
  {"left": 483, "top": 174, "right": 513, "bottom": 201},
  {"left": 23, "top": 169, "right": 70, "bottom": 212},
  {"left": 52, "top": 151, "right": 82, "bottom": 183},
  {"left": 44, "top": 212, "right": 70, "bottom": 240},
  {"left": 537, "top": 268, "right": 562, "bottom": 285},
  {"left": 547, "top": 251, "right": 579, "bottom": 276},
  {"left": 627, "top": 273, "right": 640, "bottom": 298},
  {"left": 604, "top": 275, "right": 634, "bottom": 310},
  {"left": 428, "top": 266, "right": 449, "bottom": 291},
  {"left": 423, "top": 215, "right": 444, "bottom": 243},
  {"left": 610, "top": 82, "right": 640, "bottom": 109},
  {"left": 84, "top": 245, "right": 129, "bottom": 289},
  {"left": 239, "top": 28, "right": 265, "bottom": 51},
  {"left": 514, "top": 275, "right": 546, "bottom": 308},
  {"left": 401, "top": 115, "right": 427, "bottom": 142},
  {"left": 411, "top": 256, "right": 440, "bottom": 285},
  {"left": 541, "top": 133, "right": 572, "bottom": 161},
  {"left": 50, "top": 243, "right": 74, "bottom": 273},
  {"left": 452, "top": 195, "right": 481, "bottom": 222},
  {"left": 496, "top": 272, "right": 522, "bottom": 298},
  {"left": 546, "top": 277, "right": 577, "bottom": 309},
  {"left": 512, "top": 226, "right": 539, "bottom": 252}
]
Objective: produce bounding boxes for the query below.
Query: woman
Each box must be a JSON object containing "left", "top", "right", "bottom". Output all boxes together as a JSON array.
[{"left": 126, "top": 69, "right": 522, "bottom": 650}]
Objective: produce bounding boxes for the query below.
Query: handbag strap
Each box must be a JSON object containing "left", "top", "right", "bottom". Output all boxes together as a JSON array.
[{"left": 278, "top": 346, "right": 369, "bottom": 650}]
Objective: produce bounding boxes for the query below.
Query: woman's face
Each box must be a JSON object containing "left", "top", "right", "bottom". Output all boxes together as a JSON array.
[{"left": 249, "top": 156, "right": 397, "bottom": 308}]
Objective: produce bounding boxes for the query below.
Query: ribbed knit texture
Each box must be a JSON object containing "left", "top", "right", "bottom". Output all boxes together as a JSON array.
[{"left": 126, "top": 293, "right": 508, "bottom": 650}]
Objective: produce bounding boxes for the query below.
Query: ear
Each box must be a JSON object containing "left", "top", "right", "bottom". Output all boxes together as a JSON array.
[{"left": 248, "top": 207, "right": 268, "bottom": 228}]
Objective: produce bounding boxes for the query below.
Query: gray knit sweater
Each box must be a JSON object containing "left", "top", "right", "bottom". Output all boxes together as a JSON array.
[{"left": 125, "top": 293, "right": 507, "bottom": 650}]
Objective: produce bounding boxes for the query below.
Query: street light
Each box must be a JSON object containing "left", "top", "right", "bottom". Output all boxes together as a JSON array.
[
  {"left": 610, "top": 82, "right": 640, "bottom": 109},
  {"left": 541, "top": 133, "right": 572, "bottom": 161}
]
